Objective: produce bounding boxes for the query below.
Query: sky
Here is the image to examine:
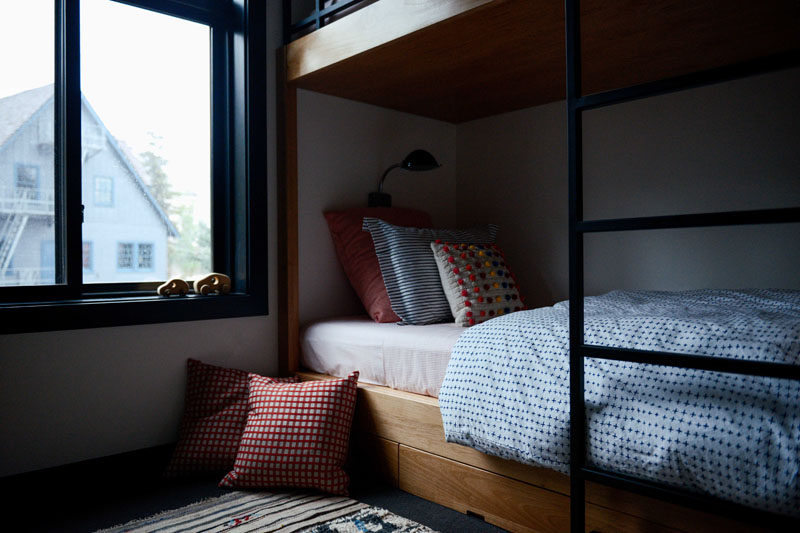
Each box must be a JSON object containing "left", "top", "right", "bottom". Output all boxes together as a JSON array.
[{"left": 0, "top": 0, "right": 211, "bottom": 224}]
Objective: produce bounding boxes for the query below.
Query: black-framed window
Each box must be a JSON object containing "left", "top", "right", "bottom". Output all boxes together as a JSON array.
[{"left": 0, "top": 0, "right": 267, "bottom": 333}]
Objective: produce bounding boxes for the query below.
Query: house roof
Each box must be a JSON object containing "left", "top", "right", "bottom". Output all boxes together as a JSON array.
[
  {"left": 0, "top": 85, "right": 178, "bottom": 237},
  {"left": 0, "top": 85, "right": 53, "bottom": 148}
]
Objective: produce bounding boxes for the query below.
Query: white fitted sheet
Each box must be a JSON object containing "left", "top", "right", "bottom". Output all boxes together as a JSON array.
[{"left": 300, "top": 316, "right": 465, "bottom": 397}]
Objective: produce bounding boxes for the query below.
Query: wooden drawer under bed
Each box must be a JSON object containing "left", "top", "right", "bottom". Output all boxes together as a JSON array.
[{"left": 300, "top": 371, "right": 770, "bottom": 533}]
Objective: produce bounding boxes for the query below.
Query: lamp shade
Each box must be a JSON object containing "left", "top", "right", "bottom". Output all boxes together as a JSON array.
[
  {"left": 369, "top": 149, "right": 441, "bottom": 207},
  {"left": 399, "top": 149, "right": 440, "bottom": 171}
]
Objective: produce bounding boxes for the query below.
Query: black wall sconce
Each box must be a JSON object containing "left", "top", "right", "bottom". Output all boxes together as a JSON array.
[{"left": 368, "top": 149, "right": 441, "bottom": 207}]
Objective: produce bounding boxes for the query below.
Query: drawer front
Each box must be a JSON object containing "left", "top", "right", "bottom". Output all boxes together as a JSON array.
[
  {"left": 399, "top": 444, "right": 568, "bottom": 533},
  {"left": 398, "top": 445, "right": 680, "bottom": 533}
]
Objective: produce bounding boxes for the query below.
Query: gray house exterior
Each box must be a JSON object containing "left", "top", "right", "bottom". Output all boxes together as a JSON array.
[{"left": 0, "top": 85, "right": 177, "bottom": 286}]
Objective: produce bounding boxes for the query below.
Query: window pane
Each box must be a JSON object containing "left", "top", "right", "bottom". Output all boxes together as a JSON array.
[
  {"left": 81, "top": 0, "right": 211, "bottom": 284},
  {"left": 137, "top": 243, "right": 153, "bottom": 270},
  {"left": 117, "top": 242, "right": 133, "bottom": 270},
  {"left": 0, "top": 1, "right": 56, "bottom": 287}
]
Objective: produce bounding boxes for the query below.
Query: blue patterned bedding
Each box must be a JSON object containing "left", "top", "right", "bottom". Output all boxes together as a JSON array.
[{"left": 439, "top": 289, "right": 800, "bottom": 516}]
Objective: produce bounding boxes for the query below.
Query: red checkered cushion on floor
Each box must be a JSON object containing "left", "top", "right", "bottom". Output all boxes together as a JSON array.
[
  {"left": 166, "top": 359, "right": 298, "bottom": 476},
  {"left": 219, "top": 371, "right": 359, "bottom": 495}
]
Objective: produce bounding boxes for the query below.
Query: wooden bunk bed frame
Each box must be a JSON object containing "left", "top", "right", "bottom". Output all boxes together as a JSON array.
[{"left": 278, "top": 1, "right": 800, "bottom": 531}]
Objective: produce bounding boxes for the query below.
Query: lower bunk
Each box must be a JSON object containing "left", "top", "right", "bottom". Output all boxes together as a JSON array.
[
  {"left": 299, "top": 371, "right": 768, "bottom": 533},
  {"left": 299, "top": 290, "right": 799, "bottom": 531}
]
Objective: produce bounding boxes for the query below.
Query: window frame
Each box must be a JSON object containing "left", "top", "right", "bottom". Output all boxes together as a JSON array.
[{"left": 0, "top": 0, "right": 268, "bottom": 333}]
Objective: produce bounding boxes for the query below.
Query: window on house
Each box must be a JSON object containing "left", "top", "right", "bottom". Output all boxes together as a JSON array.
[
  {"left": 15, "top": 165, "right": 40, "bottom": 193},
  {"left": 83, "top": 121, "right": 104, "bottom": 152},
  {"left": 93, "top": 176, "right": 113, "bottom": 206},
  {"left": 137, "top": 243, "right": 153, "bottom": 270},
  {"left": 0, "top": 0, "right": 267, "bottom": 332},
  {"left": 40, "top": 240, "right": 55, "bottom": 284},
  {"left": 117, "top": 242, "right": 133, "bottom": 270},
  {"left": 117, "top": 242, "right": 154, "bottom": 273},
  {"left": 82, "top": 242, "right": 92, "bottom": 271}
]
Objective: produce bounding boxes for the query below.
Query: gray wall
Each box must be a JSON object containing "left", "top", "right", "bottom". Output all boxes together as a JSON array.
[
  {"left": 0, "top": 8, "right": 282, "bottom": 477},
  {"left": 295, "top": 67, "right": 800, "bottom": 327},
  {"left": 297, "top": 90, "right": 457, "bottom": 324},
  {"left": 457, "top": 68, "right": 800, "bottom": 309}
]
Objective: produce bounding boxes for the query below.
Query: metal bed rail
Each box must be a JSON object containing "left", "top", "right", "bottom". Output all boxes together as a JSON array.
[
  {"left": 565, "top": 1, "right": 800, "bottom": 531},
  {"left": 283, "top": 0, "right": 369, "bottom": 43}
]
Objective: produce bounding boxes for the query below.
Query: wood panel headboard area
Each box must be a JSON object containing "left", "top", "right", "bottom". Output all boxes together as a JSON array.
[{"left": 278, "top": 1, "right": 800, "bottom": 531}]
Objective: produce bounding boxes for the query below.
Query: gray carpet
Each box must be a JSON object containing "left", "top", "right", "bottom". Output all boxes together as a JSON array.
[{"left": 352, "top": 484, "right": 506, "bottom": 532}]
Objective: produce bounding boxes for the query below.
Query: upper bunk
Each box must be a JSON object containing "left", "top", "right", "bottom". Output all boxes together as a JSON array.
[{"left": 283, "top": 0, "right": 800, "bottom": 123}]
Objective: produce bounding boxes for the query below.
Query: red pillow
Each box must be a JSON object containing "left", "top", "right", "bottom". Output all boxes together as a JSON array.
[
  {"left": 325, "top": 207, "right": 432, "bottom": 322},
  {"left": 165, "top": 359, "right": 298, "bottom": 477},
  {"left": 219, "top": 372, "right": 359, "bottom": 495}
]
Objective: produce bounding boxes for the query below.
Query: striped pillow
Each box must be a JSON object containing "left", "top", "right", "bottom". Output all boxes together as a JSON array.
[{"left": 362, "top": 218, "right": 498, "bottom": 325}]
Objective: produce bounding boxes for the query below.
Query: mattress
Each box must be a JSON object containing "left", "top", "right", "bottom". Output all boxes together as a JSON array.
[{"left": 300, "top": 316, "right": 465, "bottom": 397}]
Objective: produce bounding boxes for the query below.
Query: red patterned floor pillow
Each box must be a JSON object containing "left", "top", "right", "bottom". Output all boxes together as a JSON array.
[
  {"left": 219, "top": 371, "right": 359, "bottom": 494},
  {"left": 166, "top": 359, "right": 297, "bottom": 476}
]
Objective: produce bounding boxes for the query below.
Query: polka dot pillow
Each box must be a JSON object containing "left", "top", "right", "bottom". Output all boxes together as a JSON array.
[
  {"left": 219, "top": 371, "right": 359, "bottom": 495},
  {"left": 431, "top": 242, "right": 525, "bottom": 326},
  {"left": 165, "top": 359, "right": 298, "bottom": 477}
]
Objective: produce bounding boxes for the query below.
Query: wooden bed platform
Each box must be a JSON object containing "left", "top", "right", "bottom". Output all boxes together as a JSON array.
[
  {"left": 299, "top": 371, "right": 768, "bottom": 533},
  {"left": 279, "top": 1, "right": 800, "bottom": 531},
  {"left": 284, "top": 0, "right": 799, "bottom": 123}
]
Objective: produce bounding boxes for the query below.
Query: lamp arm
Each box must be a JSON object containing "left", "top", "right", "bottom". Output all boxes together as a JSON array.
[{"left": 377, "top": 164, "right": 401, "bottom": 193}]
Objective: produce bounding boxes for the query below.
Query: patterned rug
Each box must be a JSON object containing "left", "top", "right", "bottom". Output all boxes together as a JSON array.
[{"left": 97, "top": 490, "right": 438, "bottom": 532}]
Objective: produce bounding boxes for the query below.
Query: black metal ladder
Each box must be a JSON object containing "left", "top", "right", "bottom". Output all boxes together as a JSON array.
[{"left": 564, "top": 1, "right": 800, "bottom": 531}]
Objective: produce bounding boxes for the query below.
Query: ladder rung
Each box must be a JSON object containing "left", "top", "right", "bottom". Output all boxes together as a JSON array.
[
  {"left": 576, "top": 207, "right": 800, "bottom": 233},
  {"left": 582, "top": 345, "right": 800, "bottom": 380},
  {"left": 573, "top": 50, "right": 800, "bottom": 111}
]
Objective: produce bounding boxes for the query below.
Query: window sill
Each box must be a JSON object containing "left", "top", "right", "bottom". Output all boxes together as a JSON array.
[{"left": 0, "top": 292, "right": 267, "bottom": 334}]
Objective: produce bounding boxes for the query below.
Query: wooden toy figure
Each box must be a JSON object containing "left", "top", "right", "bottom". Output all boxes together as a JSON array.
[
  {"left": 193, "top": 273, "right": 232, "bottom": 295},
  {"left": 157, "top": 278, "right": 191, "bottom": 296}
]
